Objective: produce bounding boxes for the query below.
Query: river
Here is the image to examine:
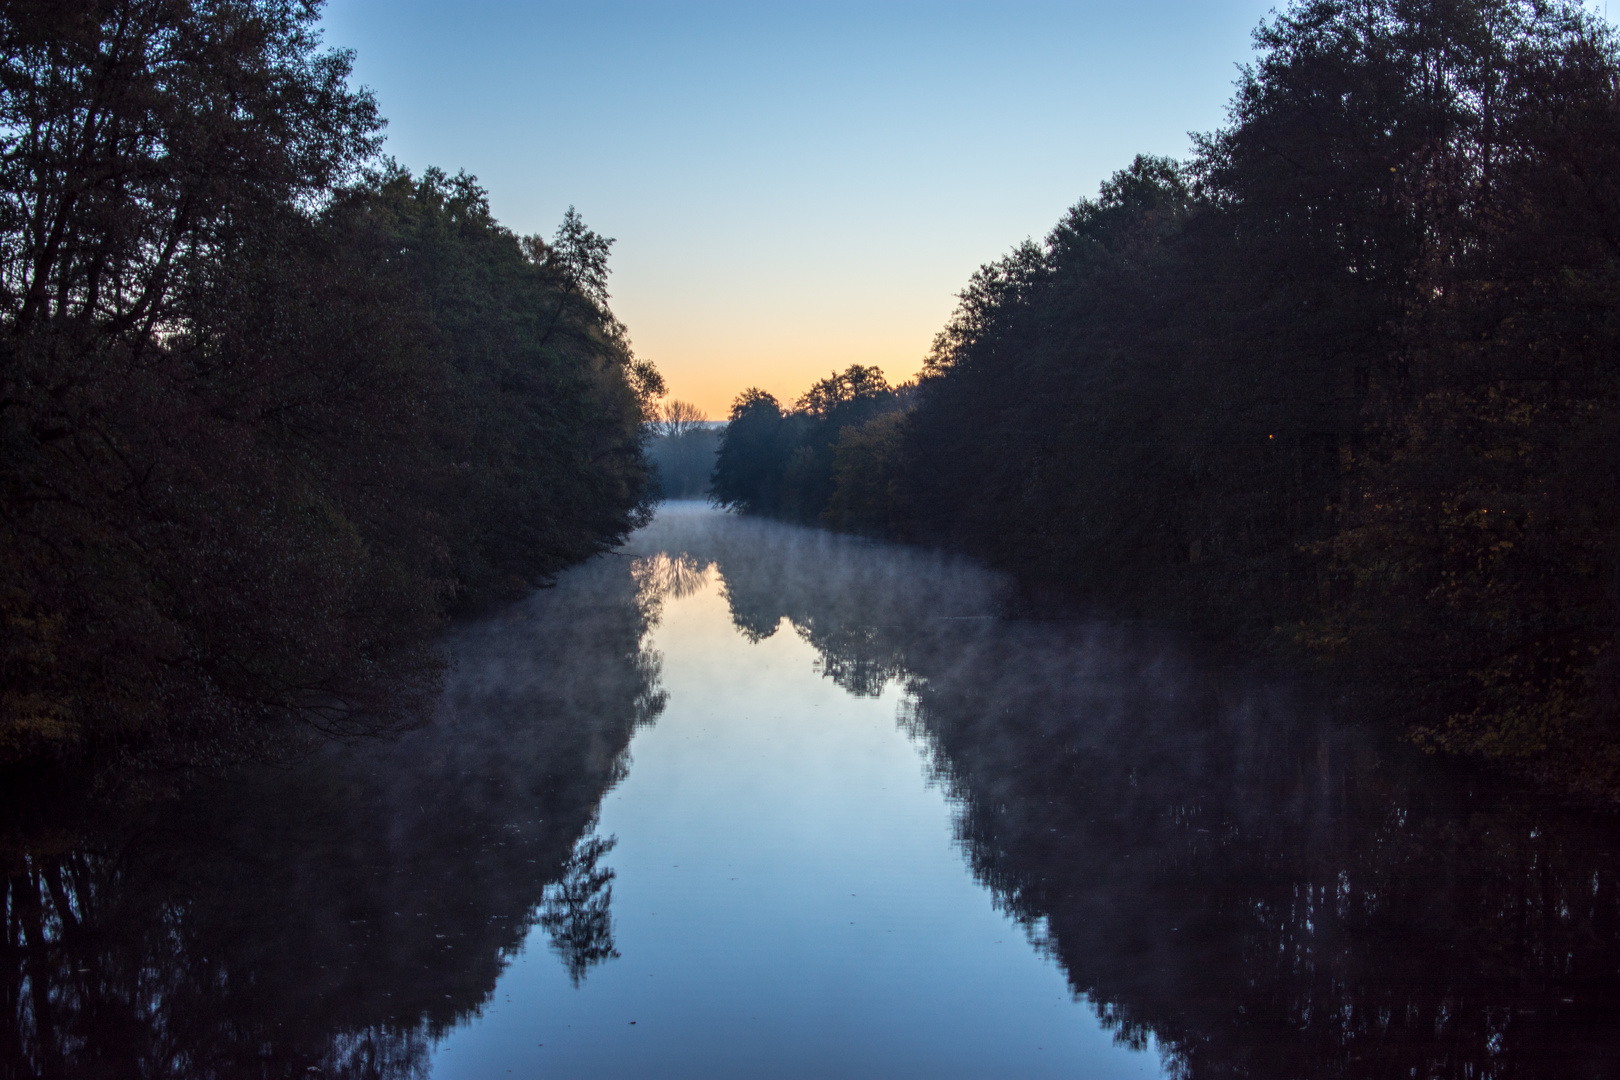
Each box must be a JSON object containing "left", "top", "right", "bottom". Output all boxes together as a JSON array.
[{"left": 5, "top": 504, "right": 1619, "bottom": 1078}]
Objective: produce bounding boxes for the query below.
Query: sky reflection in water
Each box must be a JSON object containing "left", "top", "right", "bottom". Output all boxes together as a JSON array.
[
  {"left": 432, "top": 505, "right": 1157, "bottom": 1078},
  {"left": 8, "top": 503, "right": 1620, "bottom": 1079}
]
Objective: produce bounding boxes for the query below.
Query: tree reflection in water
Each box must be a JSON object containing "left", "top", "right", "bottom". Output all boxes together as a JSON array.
[
  {"left": 634, "top": 507, "right": 1620, "bottom": 1080},
  {"left": 1, "top": 551, "right": 668, "bottom": 1079},
  {"left": 539, "top": 835, "right": 621, "bottom": 987},
  {"left": 8, "top": 507, "right": 1620, "bottom": 1079}
]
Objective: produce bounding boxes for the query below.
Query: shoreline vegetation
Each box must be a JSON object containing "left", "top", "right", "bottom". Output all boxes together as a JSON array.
[
  {"left": 4, "top": 0, "right": 1617, "bottom": 802},
  {"left": 712, "top": 0, "right": 1620, "bottom": 797},
  {"left": 0, "top": 1, "right": 662, "bottom": 776},
  {"left": 646, "top": 401, "right": 721, "bottom": 501}
]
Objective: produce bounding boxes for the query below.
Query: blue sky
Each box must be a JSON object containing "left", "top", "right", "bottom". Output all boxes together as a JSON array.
[{"left": 318, "top": 1, "right": 1287, "bottom": 415}]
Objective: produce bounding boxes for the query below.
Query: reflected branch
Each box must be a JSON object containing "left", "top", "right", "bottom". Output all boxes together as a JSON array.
[{"left": 539, "top": 835, "right": 622, "bottom": 987}]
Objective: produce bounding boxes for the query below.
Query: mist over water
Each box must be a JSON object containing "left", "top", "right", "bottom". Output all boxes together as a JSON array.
[
  {"left": 431, "top": 505, "right": 1155, "bottom": 1079},
  {"left": 6, "top": 504, "right": 1619, "bottom": 1078}
]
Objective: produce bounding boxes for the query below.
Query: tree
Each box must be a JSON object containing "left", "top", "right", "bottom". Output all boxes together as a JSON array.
[
  {"left": 0, "top": 0, "right": 382, "bottom": 334},
  {"left": 796, "top": 364, "right": 892, "bottom": 418},
  {"left": 0, "top": 2, "right": 662, "bottom": 769},
  {"left": 659, "top": 400, "right": 707, "bottom": 439},
  {"left": 0, "top": 0, "right": 396, "bottom": 762},
  {"left": 712, "top": 367, "right": 908, "bottom": 524},
  {"left": 646, "top": 400, "right": 717, "bottom": 499},
  {"left": 541, "top": 205, "right": 614, "bottom": 306},
  {"left": 818, "top": 0, "right": 1620, "bottom": 786},
  {"left": 710, "top": 389, "right": 789, "bottom": 515},
  {"left": 344, "top": 166, "right": 657, "bottom": 601},
  {"left": 825, "top": 411, "right": 912, "bottom": 537}
]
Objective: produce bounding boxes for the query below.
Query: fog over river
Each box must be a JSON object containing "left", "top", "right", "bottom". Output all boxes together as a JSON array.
[{"left": 6, "top": 505, "right": 1619, "bottom": 1079}]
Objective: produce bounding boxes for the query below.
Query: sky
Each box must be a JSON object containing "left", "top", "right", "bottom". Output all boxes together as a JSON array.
[{"left": 317, "top": 0, "right": 1286, "bottom": 418}]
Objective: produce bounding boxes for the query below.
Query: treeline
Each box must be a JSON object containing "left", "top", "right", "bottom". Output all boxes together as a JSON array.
[
  {"left": 714, "top": 0, "right": 1620, "bottom": 786},
  {"left": 646, "top": 400, "right": 721, "bottom": 499},
  {"left": 710, "top": 364, "right": 911, "bottom": 525},
  {"left": 0, "top": 1, "right": 660, "bottom": 768}
]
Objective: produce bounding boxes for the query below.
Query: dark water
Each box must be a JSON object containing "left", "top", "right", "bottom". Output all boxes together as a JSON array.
[{"left": 6, "top": 505, "right": 1620, "bottom": 1079}]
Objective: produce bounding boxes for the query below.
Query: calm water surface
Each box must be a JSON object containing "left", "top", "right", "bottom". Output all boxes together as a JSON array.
[{"left": 6, "top": 504, "right": 1620, "bottom": 1078}]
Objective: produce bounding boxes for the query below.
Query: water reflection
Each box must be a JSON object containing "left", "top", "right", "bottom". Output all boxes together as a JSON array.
[
  {"left": 904, "top": 629, "right": 1620, "bottom": 1080},
  {"left": 634, "top": 506, "right": 1620, "bottom": 1080},
  {"left": 2, "top": 553, "right": 665, "bottom": 1079},
  {"left": 539, "top": 835, "right": 621, "bottom": 987},
  {"left": 4, "top": 506, "right": 1619, "bottom": 1079}
]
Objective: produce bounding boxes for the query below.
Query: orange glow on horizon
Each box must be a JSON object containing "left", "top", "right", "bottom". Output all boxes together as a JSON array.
[
  {"left": 650, "top": 348, "right": 929, "bottom": 422},
  {"left": 616, "top": 288, "right": 945, "bottom": 422}
]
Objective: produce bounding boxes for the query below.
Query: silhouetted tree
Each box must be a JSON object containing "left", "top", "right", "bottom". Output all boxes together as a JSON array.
[
  {"left": 0, "top": 1, "right": 661, "bottom": 771},
  {"left": 711, "top": 367, "right": 907, "bottom": 524},
  {"left": 813, "top": 0, "right": 1620, "bottom": 787}
]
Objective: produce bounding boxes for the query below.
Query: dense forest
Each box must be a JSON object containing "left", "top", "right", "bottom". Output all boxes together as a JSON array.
[
  {"left": 0, "top": 0, "right": 662, "bottom": 771},
  {"left": 712, "top": 0, "right": 1620, "bottom": 790}
]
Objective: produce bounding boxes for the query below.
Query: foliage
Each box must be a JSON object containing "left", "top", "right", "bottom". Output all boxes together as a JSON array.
[
  {"left": 339, "top": 165, "right": 658, "bottom": 600},
  {"left": 0, "top": 0, "right": 658, "bottom": 768},
  {"left": 683, "top": 507, "right": 1620, "bottom": 1078},
  {"left": 824, "top": 411, "right": 912, "bottom": 537},
  {"left": 710, "top": 366, "right": 910, "bottom": 523},
  {"left": 732, "top": 0, "right": 1620, "bottom": 786}
]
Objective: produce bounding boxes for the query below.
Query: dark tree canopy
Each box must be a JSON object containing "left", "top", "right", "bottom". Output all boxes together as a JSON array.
[
  {"left": 718, "top": 0, "right": 1620, "bottom": 790},
  {"left": 710, "top": 369, "right": 910, "bottom": 524},
  {"left": 0, "top": 0, "right": 660, "bottom": 770}
]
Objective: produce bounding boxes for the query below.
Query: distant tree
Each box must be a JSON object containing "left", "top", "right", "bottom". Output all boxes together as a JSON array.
[
  {"left": 825, "top": 412, "right": 913, "bottom": 537},
  {"left": 711, "top": 367, "right": 909, "bottom": 523},
  {"left": 646, "top": 400, "right": 717, "bottom": 499},
  {"left": 796, "top": 365, "right": 892, "bottom": 417},
  {"left": 659, "top": 400, "right": 707, "bottom": 439}
]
